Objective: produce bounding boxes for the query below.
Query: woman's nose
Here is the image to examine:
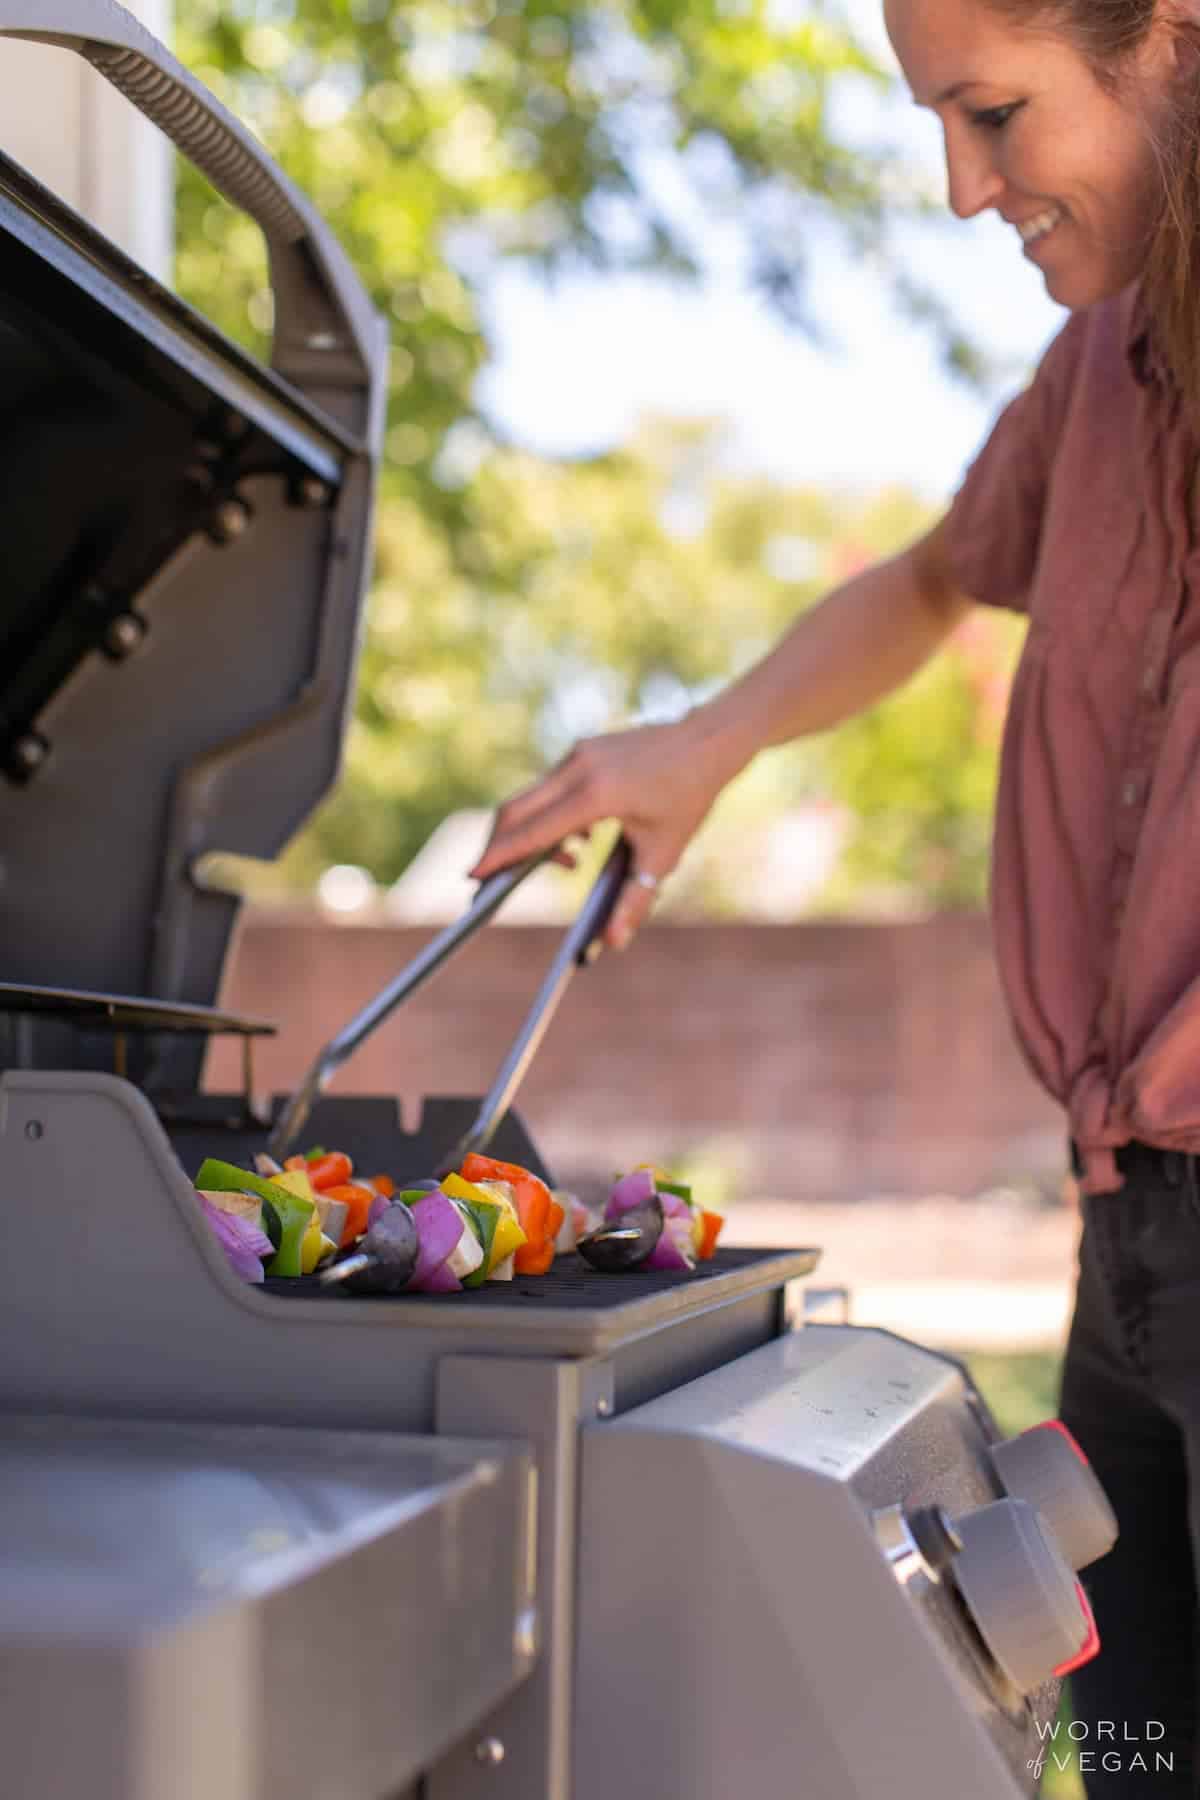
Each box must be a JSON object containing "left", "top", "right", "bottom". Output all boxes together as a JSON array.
[{"left": 943, "top": 125, "right": 1005, "bottom": 220}]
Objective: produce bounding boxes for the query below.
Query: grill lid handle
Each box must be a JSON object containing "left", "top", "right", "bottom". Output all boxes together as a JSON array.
[{"left": 0, "top": 0, "right": 383, "bottom": 413}]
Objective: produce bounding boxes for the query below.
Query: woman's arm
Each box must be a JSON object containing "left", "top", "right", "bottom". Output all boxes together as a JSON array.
[
  {"left": 470, "top": 513, "right": 974, "bottom": 946},
  {"left": 696, "top": 512, "right": 970, "bottom": 761}
]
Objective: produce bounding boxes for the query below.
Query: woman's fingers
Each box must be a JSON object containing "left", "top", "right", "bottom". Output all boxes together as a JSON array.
[
  {"left": 470, "top": 777, "right": 589, "bottom": 879},
  {"left": 472, "top": 736, "right": 633, "bottom": 879},
  {"left": 553, "top": 832, "right": 591, "bottom": 870},
  {"left": 602, "top": 837, "right": 681, "bottom": 950},
  {"left": 471, "top": 801, "right": 583, "bottom": 877},
  {"left": 603, "top": 877, "right": 658, "bottom": 951},
  {"left": 468, "top": 722, "right": 713, "bottom": 902},
  {"left": 489, "top": 754, "right": 578, "bottom": 828}
]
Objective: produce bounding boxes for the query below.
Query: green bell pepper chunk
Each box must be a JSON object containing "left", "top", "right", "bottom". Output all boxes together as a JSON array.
[
  {"left": 657, "top": 1180, "right": 694, "bottom": 1207},
  {"left": 196, "top": 1157, "right": 288, "bottom": 1209},
  {"left": 459, "top": 1199, "right": 500, "bottom": 1288},
  {"left": 195, "top": 1158, "right": 314, "bottom": 1278},
  {"left": 259, "top": 1197, "right": 283, "bottom": 1254}
]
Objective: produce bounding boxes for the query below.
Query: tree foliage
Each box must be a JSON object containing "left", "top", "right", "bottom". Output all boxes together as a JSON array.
[
  {"left": 273, "top": 423, "right": 1019, "bottom": 912},
  {"left": 175, "top": 0, "right": 967, "bottom": 388},
  {"left": 817, "top": 608, "right": 1023, "bottom": 911},
  {"left": 173, "top": 0, "right": 1014, "bottom": 911},
  {"left": 280, "top": 418, "right": 847, "bottom": 887}
]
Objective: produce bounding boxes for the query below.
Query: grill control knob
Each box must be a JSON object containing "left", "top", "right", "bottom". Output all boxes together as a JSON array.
[
  {"left": 951, "top": 1498, "right": 1097, "bottom": 1695},
  {"left": 990, "top": 1421, "right": 1117, "bottom": 1571}
]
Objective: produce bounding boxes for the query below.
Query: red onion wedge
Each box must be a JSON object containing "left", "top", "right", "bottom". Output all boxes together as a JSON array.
[
  {"left": 198, "top": 1194, "right": 274, "bottom": 1284},
  {"left": 646, "top": 1214, "right": 696, "bottom": 1272},
  {"left": 418, "top": 1260, "right": 463, "bottom": 1295},
  {"left": 605, "top": 1168, "right": 656, "bottom": 1220},
  {"left": 408, "top": 1191, "right": 467, "bottom": 1287}
]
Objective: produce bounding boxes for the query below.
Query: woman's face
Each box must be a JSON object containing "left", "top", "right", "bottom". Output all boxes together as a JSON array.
[{"left": 884, "top": 0, "right": 1173, "bottom": 307}]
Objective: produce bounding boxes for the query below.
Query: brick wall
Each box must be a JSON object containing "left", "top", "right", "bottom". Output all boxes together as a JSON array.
[{"left": 206, "top": 912, "right": 1065, "bottom": 1201}]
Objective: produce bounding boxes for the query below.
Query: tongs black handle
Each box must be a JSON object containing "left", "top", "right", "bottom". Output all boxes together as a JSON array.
[{"left": 268, "top": 837, "right": 631, "bottom": 1162}]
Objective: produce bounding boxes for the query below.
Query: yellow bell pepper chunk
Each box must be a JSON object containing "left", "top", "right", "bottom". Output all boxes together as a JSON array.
[
  {"left": 489, "top": 1211, "right": 528, "bottom": 1270},
  {"left": 475, "top": 1185, "right": 528, "bottom": 1271},
  {"left": 299, "top": 1214, "right": 330, "bottom": 1274},
  {"left": 273, "top": 1168, "right": 317, "bottom": 1204},
  {"left": 443, "top": 1173, "right": 528, "bottom": 1271},
  {"left": 441, "top": 1171, "right": 492, "bottom": 1207}
]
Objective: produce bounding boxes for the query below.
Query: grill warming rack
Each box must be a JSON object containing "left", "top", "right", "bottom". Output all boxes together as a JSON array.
[{"left": 0, "top": 981, "right": 275, "bottom": 1126}]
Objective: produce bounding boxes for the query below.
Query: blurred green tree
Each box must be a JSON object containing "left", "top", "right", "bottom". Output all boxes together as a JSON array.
[
  {"left": 174, "top": 0, "right": 1014, "bottom": 908},
  {"left": 177, "top": 0, "right": 978, "bottom": 412},
  {"left": 275, "top": 417, "right": 847, "bottom": 888},
  {"left": 816, "top": 603, "right": 1023, "bottom": 912},
  {"left": 279, "top": 419, "right": 1019, "bottom": 911}
]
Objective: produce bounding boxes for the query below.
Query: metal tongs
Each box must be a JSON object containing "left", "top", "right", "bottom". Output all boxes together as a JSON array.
[{"left": 267, "top": 836, "right": 632, "bottom": 1170}]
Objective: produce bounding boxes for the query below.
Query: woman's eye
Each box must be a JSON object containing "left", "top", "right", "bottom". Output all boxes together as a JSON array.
[{"left": 969, "top": 101, "right": 1023, "bottom": 131}]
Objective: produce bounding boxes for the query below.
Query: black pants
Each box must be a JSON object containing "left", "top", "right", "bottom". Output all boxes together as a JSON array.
[{"left": 1058, "top": 1144, "right": 1200, "bottom": 1795}]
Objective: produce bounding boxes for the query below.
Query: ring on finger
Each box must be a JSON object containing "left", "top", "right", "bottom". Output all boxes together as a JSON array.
[{"left": 633, "top": 870, "right": 662, "bottom": 894}]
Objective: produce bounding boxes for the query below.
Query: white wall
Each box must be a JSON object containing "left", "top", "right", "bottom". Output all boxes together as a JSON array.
[{"left": 0, "top": 0, "right": 172, "bottom": 280}]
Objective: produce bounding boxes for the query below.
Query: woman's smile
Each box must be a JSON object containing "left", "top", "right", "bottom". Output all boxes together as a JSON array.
[{"left": 1015, "top": 205, "right": 1066, "bottom": 253}]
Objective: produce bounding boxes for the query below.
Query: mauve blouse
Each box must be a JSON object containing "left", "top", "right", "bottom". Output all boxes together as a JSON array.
[{"left": 945, "top": 281, "right": 1200, "bottom": 1194}]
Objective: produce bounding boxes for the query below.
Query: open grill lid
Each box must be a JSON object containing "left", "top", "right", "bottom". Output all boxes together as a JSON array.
[{"left": 0, "top": 2, "right": 388, "bottom": 1089}]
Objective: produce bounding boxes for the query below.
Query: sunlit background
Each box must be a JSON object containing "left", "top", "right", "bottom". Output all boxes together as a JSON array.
[
  {"left": 157, "top": 0, "right": 1064, "bottom": 928},
  {"left": 481, "top": 0, "right": 1065, "bottom": 499}
]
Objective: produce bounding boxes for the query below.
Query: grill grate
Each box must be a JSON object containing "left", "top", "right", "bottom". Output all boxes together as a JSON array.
[{"left": 263, "top": 1246, "right": 799, "bottom": 1312}]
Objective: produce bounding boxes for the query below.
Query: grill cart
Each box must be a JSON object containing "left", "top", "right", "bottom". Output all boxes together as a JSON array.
[{"left": 0, "top": 8, "right": 1116, "bottom": 1798}]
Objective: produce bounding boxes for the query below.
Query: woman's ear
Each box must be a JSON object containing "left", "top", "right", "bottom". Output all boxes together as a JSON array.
[
  {"left": 1140, "top": 0, "right": 1200, "bottom": 89},
  {"left": 1154, "top": 0, "right": 1200, "bottom": 43}
]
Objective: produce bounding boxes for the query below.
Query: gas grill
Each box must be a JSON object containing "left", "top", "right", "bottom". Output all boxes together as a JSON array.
[{"left": 0, "top": 8, "right": 1118, "bottom": 1800}]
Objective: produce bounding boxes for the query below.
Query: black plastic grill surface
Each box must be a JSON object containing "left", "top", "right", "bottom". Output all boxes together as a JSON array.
[{"left": 263, "top": 1245, "right": 781, "bottom": 1312}]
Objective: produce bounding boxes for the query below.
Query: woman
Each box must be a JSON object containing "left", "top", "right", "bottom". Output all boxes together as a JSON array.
[{"left": 471, "top": 0, "right": 1200, "bottom": 1788}]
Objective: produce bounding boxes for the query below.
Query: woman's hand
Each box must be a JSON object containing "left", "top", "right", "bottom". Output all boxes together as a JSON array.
[
  {"left": 468, "top": 528, "right": 971, "bottom": 949},
  {"left": 469, "top": 712, "right": 753, "bottom": 950}
]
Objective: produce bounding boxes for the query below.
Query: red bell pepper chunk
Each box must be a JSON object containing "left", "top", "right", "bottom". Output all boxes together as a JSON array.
[
  {"left": 697, "top": 1210, "right": 724, "bottom": 1261},
  {"left": 303, "top": 1151, "right": 354, "bottom": 1192},
  {"left": 461, "top": 1152, "right": 540, "bottom": 1191},
  {"left": 515, "top": 1238, "right": 556, "bottom": 1276},
  {"left": 462, "top": 1153, "right": 555, "bottom": 1269},
  {"left": 322, "top": 1182, "right": 375, "bottom": 1248}
]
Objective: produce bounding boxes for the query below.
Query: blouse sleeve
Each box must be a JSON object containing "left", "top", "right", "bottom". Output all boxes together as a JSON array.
[{"left": 943, "top": 312, "right": 1087, "bottom": 613}]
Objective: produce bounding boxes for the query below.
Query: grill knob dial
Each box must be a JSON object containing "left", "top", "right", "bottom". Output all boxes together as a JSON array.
[
  {"left": 990, "top": 1421, "right": 1117, "bottom": 1571},
  {"left": 951, "top": 1498, "right": 1096, "bottom": 1695}
]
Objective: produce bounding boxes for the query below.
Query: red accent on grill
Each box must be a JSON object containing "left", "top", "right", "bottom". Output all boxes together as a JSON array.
[
  {"left": 1034, "top": 1417, "right": 1091, "bottom": 1467},
  {"left": 1054, "top": 1582, "right": 1101, "bottom": 1677}
]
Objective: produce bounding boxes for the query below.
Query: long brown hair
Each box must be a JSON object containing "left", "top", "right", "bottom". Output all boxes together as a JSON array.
[
  {"left": 986, "top": 0, "right": 1200, "bottom": 418},
  {"left": 1139, "top": 23, "right": 1200, "bottom": 418}
]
